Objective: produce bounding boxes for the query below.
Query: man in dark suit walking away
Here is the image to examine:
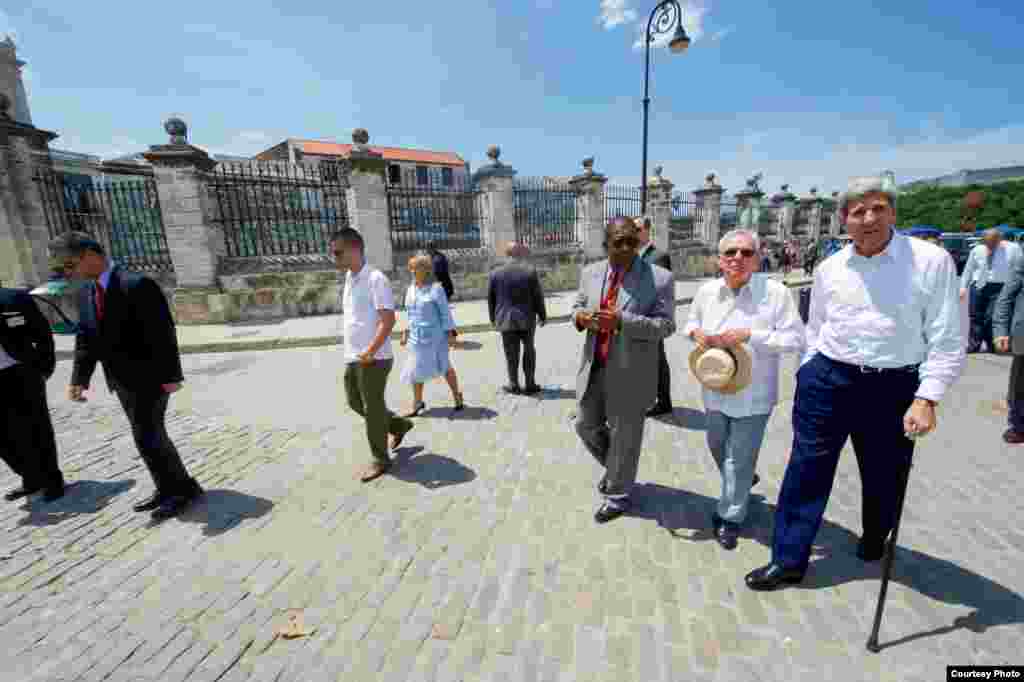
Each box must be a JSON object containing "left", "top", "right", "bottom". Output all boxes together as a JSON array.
[
  {"left": 489, "top": 242, "right": 547, "bottom": 395},
  {"left": 637, "top": 217, "right": 674, "bottom": 417},
  {"left": 49, "top": 232, "right": 202, "bottom": 520},
  {"left": 0, "top": 287, "right": 65, "bottom": 502}
]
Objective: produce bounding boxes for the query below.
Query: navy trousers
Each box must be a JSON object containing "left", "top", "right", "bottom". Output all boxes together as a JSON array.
[{"left": 772, "top": 353, "right": 918, "bottom": 571}]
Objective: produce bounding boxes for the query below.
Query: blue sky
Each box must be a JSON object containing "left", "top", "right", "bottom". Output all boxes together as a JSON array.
[{"left": 4, "top": 0, "right": 1023, "bottom": 194}]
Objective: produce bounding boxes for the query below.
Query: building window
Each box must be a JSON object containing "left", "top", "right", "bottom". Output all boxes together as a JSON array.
[
  {"left": 388, "top": 164, "right": 402, "bottom": 185},
  {"left": 442, "top": 167, "right": 453, "bottom": 187},
  {"left": 416, "top": 166, "right": 428, "bottom": 186},
  {"left": 320, "top": 160, "right": 339, "bottom": 182}
]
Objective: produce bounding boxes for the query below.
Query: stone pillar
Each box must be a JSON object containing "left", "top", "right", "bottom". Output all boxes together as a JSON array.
[
  {"left": 472, "top": 145, "right": 516, "bottom": 257},
  {"left": 735, "top": 189, "right": 765, "bottom": 237},
  {"left": 693, "top": 173, "right": 723, "bottom": 244},
  {"left": 646, "top": 166, "right": 672, "bottom": 253},
  {"left": 344, "top": 128, "right": 392, "bottom": 272},
  {"left": 807, "top": 188, "right": 822, "bottom": 241},
  {"left": 0, "top": 92, "right": 58, "bottom": 288},
  {"left": 142, "top": 118, "right": 221, "bottom": 291},
  {"left": 773, "top": 185, "right": 797, "bottom": 242},
  {"left": 827, "top": 191, "right": 840, "bottom": 235},
  {"left": 568, "top": 157, "right": 607, "bottom": 260}
]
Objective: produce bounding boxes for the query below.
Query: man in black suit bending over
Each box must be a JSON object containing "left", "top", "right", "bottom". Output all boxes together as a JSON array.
[
  {"left": 637, "top": 217, "right": 675, "bottom": 417},
  {"left": 0, "top": 287, "right": 65, "bottom": 502},
  {"left": 49, "top": 232, "right": 202, "bottom": 520}
]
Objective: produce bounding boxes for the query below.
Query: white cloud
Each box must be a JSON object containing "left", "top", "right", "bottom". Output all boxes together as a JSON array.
[
  {"left": 55, "top": 134, "right": 145, "bottom": 162},
  {"left": 598, "top": 0, "right": 638, "bottom": 30},
  {"left": 0, "top": 10, "right": 19, "bottom": 44},
  {"left": 203, "top": 130, "right": 278, "bottom": 158},
  {"left": 610, "top": 121, "right": 1024, "bottom": 197}
]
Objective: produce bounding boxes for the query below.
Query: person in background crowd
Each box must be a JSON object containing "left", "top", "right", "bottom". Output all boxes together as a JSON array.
[
  {"left": 400, "top": 252, "right": 464, "bottom": 415},
  {"left": 488, "top": 242, "right": 547, "bottom": 395},
  {"left": 636, "top": 216, "right": 675, "bottom": 417},
  {"left": 992, "top": 254, "right": 1024, "bottom": 443},
  {"left": 0, "top": 287, "right": 65, "bottom": 503},
  {"left": 803, "top": 241, "right": 817, "bottom": 276},
  {"left": 746, "top": 174, "right": 964, "bottom": 591},
  {"left": 686, "top": 228, "right": 804, "bottom": 550},
  {"left": 960, "top": 228, "right": 1022, "bottom": 353},
  {"left": 573, "top": 217, "right": 676, "bottom": 523},
  {"left": 332, "top": 228, "right": 415, "bottom": 483},
  {"left": 51, "top": 232, "right": 202, "bottom": 519}
]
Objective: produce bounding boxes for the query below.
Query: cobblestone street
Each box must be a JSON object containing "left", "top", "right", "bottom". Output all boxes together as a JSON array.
[{"left": 1, "top": 322, "right": 1021, "bottom": 681}]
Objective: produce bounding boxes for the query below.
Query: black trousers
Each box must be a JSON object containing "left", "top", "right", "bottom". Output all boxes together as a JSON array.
[
  {"left": 500, "top": 328, "right": 537, "bottom": 387},
  {"left": 0, "top": 364, "right": 63, "bottom": 490},
  {"left": 654, "top": 341, "right": 672, "bottom": 408},
  {"left": 113, "top": 383, "right": 195, "bottom": 496},
  {"left": 969, "top": 282, "right": 1003, "bottom": 351}
]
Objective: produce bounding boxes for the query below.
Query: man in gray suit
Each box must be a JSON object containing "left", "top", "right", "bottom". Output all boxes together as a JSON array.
[
  {"left": 573, "top": 217, "right": 677, "bottom": 523},
  {"left": 993, "top": 258, "right": 1024, "bottom": 443},
  {"left": 637, "top": 216, "right": 674, "bottom": 416},
  {"left": 489, "top": 242, "right": 547, "bottom": 395}
]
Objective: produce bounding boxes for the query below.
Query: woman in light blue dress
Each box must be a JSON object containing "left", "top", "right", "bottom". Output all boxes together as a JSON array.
[{"left": 399, "top": 252, "right": 464, "bottom": 416}]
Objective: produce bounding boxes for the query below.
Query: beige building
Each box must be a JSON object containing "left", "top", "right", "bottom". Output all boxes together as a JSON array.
[{"left": 255, "top": 139, "right": 469, "bottom": 186}]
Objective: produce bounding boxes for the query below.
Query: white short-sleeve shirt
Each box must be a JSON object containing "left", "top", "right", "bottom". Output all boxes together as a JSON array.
[{"left": 342, "top": 263, "right": 395, "bottom": 362}]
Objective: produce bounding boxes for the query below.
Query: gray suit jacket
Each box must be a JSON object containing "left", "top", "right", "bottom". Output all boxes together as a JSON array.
[
  {"left": 639, "top": 242, "right": 672, "bottom": 271},
  {"left": 572, "top": 256, "right": 676, "bottom": 412},
  {"left": 993, "top": 257, "right": 1024, "bottom": 354},
  {"left": 488, "top": 259, "right": 547, "bottom": 331}
]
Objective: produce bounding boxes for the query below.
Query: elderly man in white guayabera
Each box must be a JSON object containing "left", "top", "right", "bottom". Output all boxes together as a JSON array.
[
  {"left": 685, "top": 228, "right": 805, "bottom": 551},
  {"left": 960, "top": 227, "right": 1022, "bottom": 353},
  {"left": 746, "top": 174, "right": 965, "bottom": 591}
]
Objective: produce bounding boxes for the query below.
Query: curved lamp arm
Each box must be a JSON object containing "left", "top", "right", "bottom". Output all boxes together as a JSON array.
[{"left": 645, "top": 0, "right": 684, "bottom": 45}]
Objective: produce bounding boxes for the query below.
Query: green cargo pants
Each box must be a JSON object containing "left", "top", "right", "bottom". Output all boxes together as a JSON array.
[{"left": 343, "top": 359, "right": 413, "bottom": 464}]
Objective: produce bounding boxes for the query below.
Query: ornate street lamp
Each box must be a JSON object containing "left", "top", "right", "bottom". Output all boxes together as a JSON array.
[{"left": 640, "top": 0, "right": 690, "bottom": 215}]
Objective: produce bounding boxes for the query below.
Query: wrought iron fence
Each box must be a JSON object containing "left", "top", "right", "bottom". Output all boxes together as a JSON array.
[
  {"left": 33, "top": 167, "right": 174, "bottom": 273},
  {"left": 512, "top": 176, "right": 578, "bottom": 248},
  {"left": 387, "top": 178, "right": 482, "bottom": 252},
  {"left": 670, "top": 191, "right": 700, "bottom": 241},
  {"left": 206, "top": 161, "right": 350, "bottom": 259},
  {"left": 604, "top": 183, "right": 643, "bottom": 222}
]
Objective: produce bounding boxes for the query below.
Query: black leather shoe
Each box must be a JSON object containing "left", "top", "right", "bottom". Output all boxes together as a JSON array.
[
  {"left": 151, "top": 485, "right": 203, "bottom": 521},
  {"left": 856, "top": 536, "right": 886, "bottom": 562},
  {"left": 42, "top": 485, "right": 65, "bottom": 503},
  {"left": 133, "top": 493, "right": 165, "bottom": 513},
  {"left": 523, "top": 384, "right": 542, "bottom": 395},
  {"left": 715, "top": 521, "right": 739, "bottom": 550},
  {"left": 4, "top": 486, "right": 41, "bottom": 502},
  {"left": 502, "top": 384, "right": 521, "bottom": 395},
  {"left": 646, "top": 404, "right": 673, "bottom": 418},
  {"left": 595, "top": 500, "right": 630, "bottom": 524},
  {"left": 745, "top": 563, "right": 806, "bottom": 591}
]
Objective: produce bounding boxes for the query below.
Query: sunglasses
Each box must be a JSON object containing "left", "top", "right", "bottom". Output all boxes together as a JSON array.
[{"left": 721, "top": 248, "right": 756, "bottom": 258}]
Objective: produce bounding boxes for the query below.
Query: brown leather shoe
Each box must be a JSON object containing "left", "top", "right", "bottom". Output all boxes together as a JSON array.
[
  {"left": 359, "top": 460, "right": 392, "bottom": 483},
  {"left": 1003, "top": 429, "right": 1024, "bottom": 444}
]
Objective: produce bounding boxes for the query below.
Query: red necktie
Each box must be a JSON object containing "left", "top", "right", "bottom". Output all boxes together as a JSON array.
[
  {"left": 596, "top": 267, "right": 623, "bottom": 364},
  {"left": 94, "top": 282, "right": 105, "bottom": 322}
]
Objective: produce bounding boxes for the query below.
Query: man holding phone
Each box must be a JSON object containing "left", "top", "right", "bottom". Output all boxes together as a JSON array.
[{"left": 572, "top": 217, "right": 676, "bottom": 523}]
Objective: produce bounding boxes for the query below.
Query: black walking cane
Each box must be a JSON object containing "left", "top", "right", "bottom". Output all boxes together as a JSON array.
[{"left": 866, "top": 454, "right": 914, "bottom": 653}]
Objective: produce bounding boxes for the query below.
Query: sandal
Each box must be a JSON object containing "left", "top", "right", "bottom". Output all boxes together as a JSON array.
[
  {"left": 453, "top": 392, "right": 464, "bottom": 411},
  {"left": 403, "top": 401, "right": 426, "bottom": 418}
]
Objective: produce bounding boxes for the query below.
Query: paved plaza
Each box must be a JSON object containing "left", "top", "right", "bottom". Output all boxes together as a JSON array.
[{"left": 1, "top": 319, "right": 1022, "bottom": 681}]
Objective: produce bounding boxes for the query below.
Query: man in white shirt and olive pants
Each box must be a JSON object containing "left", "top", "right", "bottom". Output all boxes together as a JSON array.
[
  {"left": 685, "top": 229, "right": 805, "bottom": 550},
  {"left": 746, "top": 175, "right": 965, "bottom": 591},
  {"left": 332, "top": 228, "right": 415, "bottom": 483}
]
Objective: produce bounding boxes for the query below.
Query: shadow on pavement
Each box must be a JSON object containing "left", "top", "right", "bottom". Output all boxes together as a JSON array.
[
  {"left": 391, "top": 447, "right": 476, "bottom": 489},
  {"left": 18, "top": 479, "right": 137, "bottom": 526},
  {"left": 630, "top": 482, "right": 1024, "bottom": 650},
  {"left": 529, "top": 387, "right": 575, "bottom": 402},
  {"left": 660, "top": 407, "right": 708, "bottom": 430},
  {"left": 446, "top": 406, "right": 499, "bottom": 421},
  {"left": 153, "top": 488, "right": 274, "bottom": 537},
  {"left": 453, "top": 340, "right": 483, "bottom": 351}
]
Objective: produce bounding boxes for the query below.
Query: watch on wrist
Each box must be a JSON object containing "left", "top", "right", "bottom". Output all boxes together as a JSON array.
[{"left": 915, "top": 397, "right": 936, "bottom": 407}]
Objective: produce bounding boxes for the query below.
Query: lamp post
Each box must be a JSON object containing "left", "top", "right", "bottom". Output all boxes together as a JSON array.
[{"left": 640, "top": 0, "right": 690, "bottom": 215}]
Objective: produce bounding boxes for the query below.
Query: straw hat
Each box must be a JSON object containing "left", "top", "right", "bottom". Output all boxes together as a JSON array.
[{"left": 688, "top": 344, "right": 753, "bottom": 394}]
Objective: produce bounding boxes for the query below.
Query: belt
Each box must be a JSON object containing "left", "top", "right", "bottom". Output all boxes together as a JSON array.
[{"left": 845, "top": 361, "right": 919, "bottom": 374}]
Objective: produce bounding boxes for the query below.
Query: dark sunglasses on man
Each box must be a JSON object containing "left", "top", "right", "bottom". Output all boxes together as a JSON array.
[{"left": 721, "top": 248, "right": 757, "bottom": 258}]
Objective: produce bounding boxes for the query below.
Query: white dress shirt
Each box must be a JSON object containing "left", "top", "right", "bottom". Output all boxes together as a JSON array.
[
  {"left": 803, "top": 233, "right": 965, "bottom": 403},
  {"left": 961, "top": 241, "right": 1021, "bottom": 288},
  {"left": 341, "top": 263, "right": 395, "bottom": 363},
  {"left": 684, "top": 275, "right": 805, "bottom": 418}
]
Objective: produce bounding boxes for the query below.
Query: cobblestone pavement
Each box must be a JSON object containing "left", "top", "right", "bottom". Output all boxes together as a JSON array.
[{"left": 1, "top": 323, "right": 1022, "bottom": 681}]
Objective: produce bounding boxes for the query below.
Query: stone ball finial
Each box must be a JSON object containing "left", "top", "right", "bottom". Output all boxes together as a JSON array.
[
  {"left": 582, "top": 157, "right": 594, "bottom": 175},
  {"left": 352, "top": 128, "right": 369, "bottom": 145},
  {"left": 164, "top": 117, "right": 187, "bottom": 145},
  {"left": 809, "top": 186, "right": 818, "bottom": 196},
  {"left": 0, "top": 93, "right": 10, "bottom": 118},
  {"left": 831, "top": 190, "right": 839, "bottom": 198},
  {"left": 653, "top": 165, "right": 663, "bottom": 178},
  {"left": 486, "top": 145, "right": 501, "bottom": 164},
  {"left": 781, "top": 183, "right": 790, "bottom": 192}
]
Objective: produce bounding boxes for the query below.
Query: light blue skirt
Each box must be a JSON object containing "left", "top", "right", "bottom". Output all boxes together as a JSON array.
[{"left": 400, "top": 336, "right": 451, "bottom": 384}]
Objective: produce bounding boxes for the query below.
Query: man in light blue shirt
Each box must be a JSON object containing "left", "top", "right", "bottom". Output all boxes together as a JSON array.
[{"left": 960, "top": 228, "right": 1022, "bottom": 353}]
